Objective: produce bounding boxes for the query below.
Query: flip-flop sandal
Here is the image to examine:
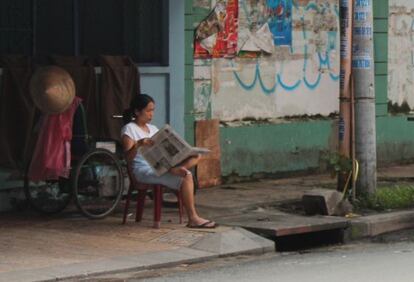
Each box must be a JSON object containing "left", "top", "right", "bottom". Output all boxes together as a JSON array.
[{"left": 186, "top": 220, "right": 217, "bottom": 229}]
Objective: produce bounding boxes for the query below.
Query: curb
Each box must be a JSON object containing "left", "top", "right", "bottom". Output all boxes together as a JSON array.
[{"left": 347, "top": 210, "right": 414, "bottom": 240}]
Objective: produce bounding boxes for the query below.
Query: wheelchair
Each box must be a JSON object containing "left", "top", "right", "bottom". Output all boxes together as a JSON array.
[{"left": 24, "top": 103, "right": 124, "bottom": 219}]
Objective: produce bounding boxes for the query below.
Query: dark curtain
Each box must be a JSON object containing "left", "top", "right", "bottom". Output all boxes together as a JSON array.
[
  {"left": 98, "top": 55, "right": 140, "bottom": 141},
  {"left": 0, "top": 55, "right": 36, "bottom": 169}
]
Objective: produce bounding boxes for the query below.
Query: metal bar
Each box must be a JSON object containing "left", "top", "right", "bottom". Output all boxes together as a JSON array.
[
  {"left": 73, "top": 0, "right": 80, "bottom": 55},
  {"left": 32, "top": 0, "right": 37, "bottom": 55},
  {"left": 338, "top": 0, "right": 354, "bottom": 192},
  {"left": 161, "top": 0, "right": 169, "bottom": 66}
]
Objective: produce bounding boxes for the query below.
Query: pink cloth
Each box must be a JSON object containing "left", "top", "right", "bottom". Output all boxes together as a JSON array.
[{"left": 28, "top": 97, "right": 82, "bottom": 182}]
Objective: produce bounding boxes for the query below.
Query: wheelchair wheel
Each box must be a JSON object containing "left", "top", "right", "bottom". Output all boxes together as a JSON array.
[
  {"left": 24, "top": 176, "right": 72, "bottom": 214},
  {"left": 73, "top": 148, "right": 124, "bottom": 219}
]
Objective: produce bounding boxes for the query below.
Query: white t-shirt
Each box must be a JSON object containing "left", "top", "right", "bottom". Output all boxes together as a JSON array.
[{"left": 121, "top": 122, "right": 159, "bottom": 167}]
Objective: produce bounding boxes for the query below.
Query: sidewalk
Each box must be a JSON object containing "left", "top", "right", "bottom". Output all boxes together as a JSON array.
[{"left": 1, "top": 164, "right": 414, "bottom": 281}]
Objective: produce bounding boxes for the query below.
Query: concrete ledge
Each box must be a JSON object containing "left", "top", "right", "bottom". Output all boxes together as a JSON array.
[
  {"left": 190, "top": 227, "right": 275, "bottom": 256},
  {"left": 348, "top": 210, "right": 414, "bottom": 239}
]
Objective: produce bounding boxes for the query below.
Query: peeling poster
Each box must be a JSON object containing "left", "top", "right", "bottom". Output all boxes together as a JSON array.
[
  {"left": 267, "top": 0, "right": 292, "bottom": 46},
  {"left": 194, "top": 0, "right": 239, "bottom": 58}
]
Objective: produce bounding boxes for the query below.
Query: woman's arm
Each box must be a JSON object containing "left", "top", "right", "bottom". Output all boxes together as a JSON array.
[
  {"left": 121, "top": 135, "right": 138, "bottom": 163},
  {"left": 121, "top": 135, "right": 154, "bottom": 163}
]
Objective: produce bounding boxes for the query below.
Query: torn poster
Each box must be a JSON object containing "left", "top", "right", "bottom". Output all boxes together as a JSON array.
[
  {"left": 194, "top": 0, "right": 239, "bottom": 58},
  {"left": 239, "top": 23, "right": 274, "bottom": 53},
  {"left": 266, "top": 0, "right": 292, "bottom": 46},
  {"left": 237, "top": 0, "right": 268, "bottom": 53},
  {"left": 199, "top": 34, "right": 217, "bottom": 54},
  {"left": 195, "top": 1, "right": 226, "bottom": 41}
]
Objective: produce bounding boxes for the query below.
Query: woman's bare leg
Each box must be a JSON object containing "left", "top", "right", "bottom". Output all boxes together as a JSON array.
[
  {"left": 180, "top": 154, "right": 201, "bottom": 170},
  {"left": 180, "top": 172, "right": 215, "bottom": 227},
  {"left": 169, "top": 155, "right": 201, "bottom": 177}
]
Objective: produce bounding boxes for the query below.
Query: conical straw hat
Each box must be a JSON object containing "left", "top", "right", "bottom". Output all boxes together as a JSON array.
[{"left": 30, "top": 66, "right": 76, "bottom": 114}]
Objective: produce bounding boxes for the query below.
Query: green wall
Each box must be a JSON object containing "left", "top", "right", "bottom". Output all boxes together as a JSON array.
[
  {"left": 219, "top": 121, "right": 336, "bottom": 177},
  {"left": 219, "top": 116, "right": 414, "bottom": 178},
  {"left": 377, "top": 117, "right": 414, "bottom": 164}
]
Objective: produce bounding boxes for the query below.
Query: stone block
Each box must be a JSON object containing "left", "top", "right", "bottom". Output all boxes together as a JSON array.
[{"left": 302, "top": 189, "right": 344, "bottom": 216}]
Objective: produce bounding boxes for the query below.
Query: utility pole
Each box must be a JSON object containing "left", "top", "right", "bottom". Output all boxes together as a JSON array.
[
  {"left": 338, "top": 0, "right": 353, "bottom": 192},
  {"left": 352, "top": 0, "right": 377, "bottom": 196}
]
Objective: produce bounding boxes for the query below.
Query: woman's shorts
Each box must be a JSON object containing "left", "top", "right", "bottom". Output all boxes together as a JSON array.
[{"left": 133, "top": 164, "right": 183, "bottom": 190}]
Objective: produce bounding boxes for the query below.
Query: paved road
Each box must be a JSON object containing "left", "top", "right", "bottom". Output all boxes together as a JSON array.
[{"left": 137, "top": 241, "right": 414, "bottom": 282}]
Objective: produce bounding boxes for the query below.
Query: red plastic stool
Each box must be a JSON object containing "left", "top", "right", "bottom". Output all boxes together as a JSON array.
[{"left": 122, "top": 163, "right": 183, "bottom": 228}]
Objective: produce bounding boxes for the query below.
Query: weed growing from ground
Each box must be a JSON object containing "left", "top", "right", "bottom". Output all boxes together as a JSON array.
[{"left": 355, "top": 184, "right": 414, "bottom": 211}]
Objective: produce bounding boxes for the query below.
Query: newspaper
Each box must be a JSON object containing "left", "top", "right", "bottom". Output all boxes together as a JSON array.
[{"left": 139, "top": 124, "right": 210, "bottom": 176}]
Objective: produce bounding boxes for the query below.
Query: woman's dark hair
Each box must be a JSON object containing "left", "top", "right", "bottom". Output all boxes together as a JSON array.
[{"left": 122, "top": 93, "right": 154, "bottom": 124}]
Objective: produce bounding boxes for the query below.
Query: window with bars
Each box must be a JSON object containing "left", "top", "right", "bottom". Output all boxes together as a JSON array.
[{"left": 0, "top": 0, "right": 169, "bottom": 65}]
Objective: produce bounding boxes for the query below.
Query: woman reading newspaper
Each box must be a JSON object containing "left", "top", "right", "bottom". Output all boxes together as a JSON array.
[{"left": 121, "top": 94, "right": 216, "bottom": 228}]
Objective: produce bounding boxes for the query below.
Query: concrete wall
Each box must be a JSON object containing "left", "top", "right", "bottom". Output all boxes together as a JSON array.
[
  {"left": 185, "top": 0, "right": 414, "bottom": 179},
  {"left": 190, "top": 0, "right": 340, "bottom": 178}
]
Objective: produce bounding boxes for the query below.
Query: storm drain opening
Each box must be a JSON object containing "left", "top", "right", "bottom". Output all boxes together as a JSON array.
[{"left": 274, "top": 228, "right": 345, "bottom": 252}]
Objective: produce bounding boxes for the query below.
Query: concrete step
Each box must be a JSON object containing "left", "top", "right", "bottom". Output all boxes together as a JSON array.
[{"left": 216, "top": 210, "right": 349, "bottom": 238}]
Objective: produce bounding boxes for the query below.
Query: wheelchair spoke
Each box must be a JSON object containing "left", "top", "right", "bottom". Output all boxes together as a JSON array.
[{"left": 73, "top": 148, "right": 124, "bottom": 219}]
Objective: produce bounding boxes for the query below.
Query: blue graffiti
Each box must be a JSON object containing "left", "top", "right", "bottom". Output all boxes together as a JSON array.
[
  {"left": 334, "top": 4, "right": 339, "bottom": 17},
  {"left": 277, "top": 59, "right": 302, "bottom": 91},
  {"left": 318, "top": 52, "right": 329, "bottom": 65},
  {"left": 257, "top": 67, "right": 277, "bottom": 94},
  {"left": 277, "top": 74, "right": 302, "bottom": 90},
  {"left": 303, "top": 73, "right": 322, "bottom": 89},
  {"left": 233, "top": 2, "right": 339, "bottom": 93},
  {"left": 233, "top": 62, "right": 276, "bottom": 94},
  {"left": 233, "top": 64, "right": 258, "bottom": 91}
]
